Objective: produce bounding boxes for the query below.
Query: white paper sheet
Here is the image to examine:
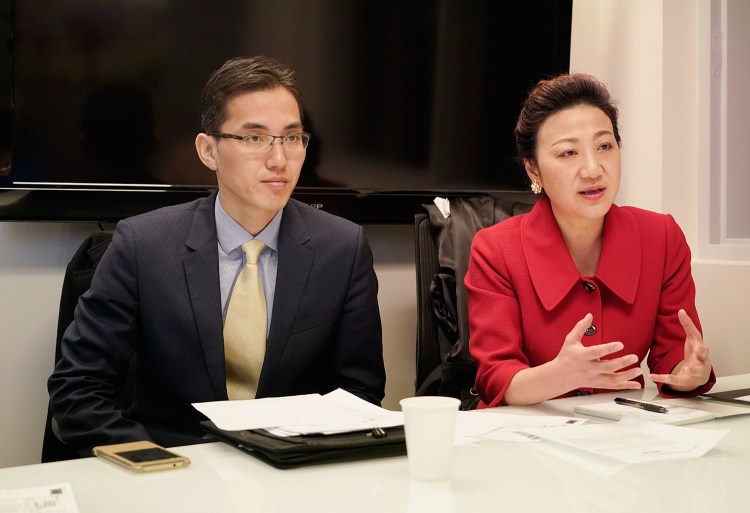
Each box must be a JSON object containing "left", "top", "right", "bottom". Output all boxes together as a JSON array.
[
  {"left": 455, "top": 410, "right": 587, "bottom": 443},
  {"left": 520, "top": 416, "right": 727, "bottom": 465},
  {"left": 0, "top": 483, "right": 80, "bottom": 513},
  {"left": 193, "top": 389, "right": 403, "bottom": 434}
]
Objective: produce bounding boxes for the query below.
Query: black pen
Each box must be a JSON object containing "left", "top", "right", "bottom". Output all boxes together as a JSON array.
[{"left": 614, "top": 397, "right": 668, "bottom": 414}]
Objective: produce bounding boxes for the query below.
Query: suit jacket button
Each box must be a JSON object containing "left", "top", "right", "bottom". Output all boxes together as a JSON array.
[
  {"left": 584, "top": 324, "right": 597, "bottom": 336},
  {"left": 582, "top": 281, "right": 596, "bottom": 293}
]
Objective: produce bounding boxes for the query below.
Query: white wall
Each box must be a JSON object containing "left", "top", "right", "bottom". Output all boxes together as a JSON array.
[
  {"left": 0, "top": 222, "right": 99, "bottom": 468},
  {"left": 3, "top": 0, "right": 749, "bottom": 469},
  {"left": 571, "top": 0, "right": 750, "bottom": 377}
]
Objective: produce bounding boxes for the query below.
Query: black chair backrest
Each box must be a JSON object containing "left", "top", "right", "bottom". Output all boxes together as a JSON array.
[
  {"left": 41, "top": 230, "right": 115, "bottom": 462},
  {"left": 414, "top": 213, "right": 441, "bottom": 393},
  {"left": 413, "top": 193, "right": 537, "bottom": 409}
]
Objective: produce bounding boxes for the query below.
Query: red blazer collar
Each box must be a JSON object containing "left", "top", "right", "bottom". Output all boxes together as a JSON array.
[{"left": 522, "top": 197, "right": 641, "bottom": 310}]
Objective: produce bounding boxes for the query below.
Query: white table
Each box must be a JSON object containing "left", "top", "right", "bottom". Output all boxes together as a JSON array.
[{"left": 2, "top": 375, "right": 749, "bottom": 513}]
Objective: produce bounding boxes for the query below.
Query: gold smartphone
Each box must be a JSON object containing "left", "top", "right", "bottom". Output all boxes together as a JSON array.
[{"left": 93, "top": 441, "right": 190, "bottom": 472}]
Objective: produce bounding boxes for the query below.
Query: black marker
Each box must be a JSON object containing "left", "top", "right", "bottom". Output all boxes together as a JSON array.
[{"left": 614, "top": 397, "right": 668, "bottom": 414}]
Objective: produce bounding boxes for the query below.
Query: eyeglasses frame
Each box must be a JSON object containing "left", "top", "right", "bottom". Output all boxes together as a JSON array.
[{"left": 206, "top": 131, "right": 311, "bottom": 152}]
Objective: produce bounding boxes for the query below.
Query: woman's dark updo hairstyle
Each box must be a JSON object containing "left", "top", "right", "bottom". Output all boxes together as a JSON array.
[{"left": 514, "top": 73, "right": 621, "bottom": 166}]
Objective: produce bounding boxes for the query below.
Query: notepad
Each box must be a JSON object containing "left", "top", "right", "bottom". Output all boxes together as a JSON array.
[
  {"left": 574, "top": 399, "right": 716, "bottom": 425},
  {"left": 701, "top": 388, "right": 750, "bottom": 406}
]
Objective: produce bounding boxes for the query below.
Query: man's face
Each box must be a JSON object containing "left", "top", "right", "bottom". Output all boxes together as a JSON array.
[{"left": 196, "top": 86, "right": 305, "bottom": 234}]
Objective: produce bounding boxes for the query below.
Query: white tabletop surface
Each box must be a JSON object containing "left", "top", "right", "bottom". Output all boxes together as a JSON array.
[{"left": 2, "top": 374, "right": 749, "bottom": 513}]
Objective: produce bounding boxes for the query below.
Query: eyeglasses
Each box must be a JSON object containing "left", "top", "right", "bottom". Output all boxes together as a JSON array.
[{"left": 207, "top": 132, "right": 310, "bottom": 153}]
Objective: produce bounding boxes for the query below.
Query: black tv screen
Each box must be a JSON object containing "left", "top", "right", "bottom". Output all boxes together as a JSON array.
[{"left": 0, "top": 0, "right": 571, "bottom": 223}]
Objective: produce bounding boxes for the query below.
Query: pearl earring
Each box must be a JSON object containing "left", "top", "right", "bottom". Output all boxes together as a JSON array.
[{"left": 530, "top": 178, "right": 543, "bottom": 195}]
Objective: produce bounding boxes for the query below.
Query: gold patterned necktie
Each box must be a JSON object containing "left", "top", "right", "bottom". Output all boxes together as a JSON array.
[{"left": 224, "top": 239, "right": 267, "bottom": 400}]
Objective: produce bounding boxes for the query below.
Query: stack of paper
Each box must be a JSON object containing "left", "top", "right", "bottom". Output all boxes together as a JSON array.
[{"left": 193, "top": 389, "right": 403, "bottom": 436}]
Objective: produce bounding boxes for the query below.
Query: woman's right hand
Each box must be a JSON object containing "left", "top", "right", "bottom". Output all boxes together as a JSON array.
[
  {"left": 504, "top": 313, "right": 643, "bottom": 405},
  {"left": 553, "top": 313, "right": 643, "bottom": 391}
]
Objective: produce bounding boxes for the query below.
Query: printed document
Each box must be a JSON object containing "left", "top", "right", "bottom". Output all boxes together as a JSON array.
[
  {"left": 0, "top": 483, "right": 80, "bottom": 513},
  {"left": 193, "top": 389, "right": 403, "bottom": 435},
  {"left": 520, "top": 416, "right": 726, "bottom": 470}
]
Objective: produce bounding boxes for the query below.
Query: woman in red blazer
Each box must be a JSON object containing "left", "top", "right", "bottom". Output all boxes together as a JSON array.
[{"left": 465, "top": 74, "right": 714, "bottom": 407}]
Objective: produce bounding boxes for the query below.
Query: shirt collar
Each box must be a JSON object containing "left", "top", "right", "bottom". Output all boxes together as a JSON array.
[
  {"left": 215, "top": 196, "right": 282, "bottom": 254},
  {"left": 522, "top": 197, "right": 640, "bottom": 310}
]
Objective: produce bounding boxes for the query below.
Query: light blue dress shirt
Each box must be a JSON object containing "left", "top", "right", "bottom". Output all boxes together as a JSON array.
[{"left": 215, "top": 196, "right": 280, "bottom": 331}]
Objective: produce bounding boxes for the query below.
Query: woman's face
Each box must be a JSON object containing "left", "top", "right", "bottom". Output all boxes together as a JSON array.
[{"left": 526, "top": 104, "right": 620, "bottom": 231}]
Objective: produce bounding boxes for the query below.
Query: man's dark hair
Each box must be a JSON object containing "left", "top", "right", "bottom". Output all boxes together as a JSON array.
[{"left": 199, "top": 55, "right": 303, "bottom": 133}]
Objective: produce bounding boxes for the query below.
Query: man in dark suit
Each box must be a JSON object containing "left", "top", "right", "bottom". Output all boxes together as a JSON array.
[{"left": 48, "top": 56, "right": 385, "bottom": 455}]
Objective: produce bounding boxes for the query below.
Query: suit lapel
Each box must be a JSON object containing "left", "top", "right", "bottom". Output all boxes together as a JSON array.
[
  {"left": 523, "top": 197, "right": 580, "bottom": 311},
  {"left": 182, "top": 191, "right": 227, "bottom": 400},
  {"left": 523, "top": 197, "right": 642, "bottom": 310},
  {"left": 257, "top": 201, "right": 313, "bottom": 395}
]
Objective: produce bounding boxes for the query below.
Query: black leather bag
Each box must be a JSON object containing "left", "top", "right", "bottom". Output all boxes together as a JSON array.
[
  {"left": 201, "top": 421, "right": 406, "bottom": 469},
  {"left": 417, "top": 194, "right": 536, "bottom": 409}
]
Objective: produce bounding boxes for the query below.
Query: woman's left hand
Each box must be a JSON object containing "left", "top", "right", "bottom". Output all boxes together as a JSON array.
[{"left": 649, "top": 309, "right": 712, "bottom": 392}]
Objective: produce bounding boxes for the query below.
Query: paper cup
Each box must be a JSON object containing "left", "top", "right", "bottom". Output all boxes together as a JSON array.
[
  {"left": 407, "top": 480, "right": 455, "bottom": 513},
  {"left": 399, "top": 396, "right": 460, "bottom": 481}
]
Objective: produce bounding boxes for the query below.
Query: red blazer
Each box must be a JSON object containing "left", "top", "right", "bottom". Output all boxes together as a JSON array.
[{"left": 465, "top": 197, "right": 715, "bottom": 407}]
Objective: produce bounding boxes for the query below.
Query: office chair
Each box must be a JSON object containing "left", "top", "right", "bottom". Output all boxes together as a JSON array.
[
  {"left": 41, "top": 230, "right": 136, "bottom": 462},
  {"left": 414, "top": 212, "right": 442, "bottom": 396},
  {"left": 413, "top": 193, "right": 537, "bottom": 409}
]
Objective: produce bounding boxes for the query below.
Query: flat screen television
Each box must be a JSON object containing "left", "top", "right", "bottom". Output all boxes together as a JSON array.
[{"left": 0, "top": 0, "right": 571, "bottom": 223}]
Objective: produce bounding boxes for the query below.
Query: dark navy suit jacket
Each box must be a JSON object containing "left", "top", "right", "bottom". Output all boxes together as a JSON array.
[{"left": 48, "top": 192, "right": 385, "bottom": 454}]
